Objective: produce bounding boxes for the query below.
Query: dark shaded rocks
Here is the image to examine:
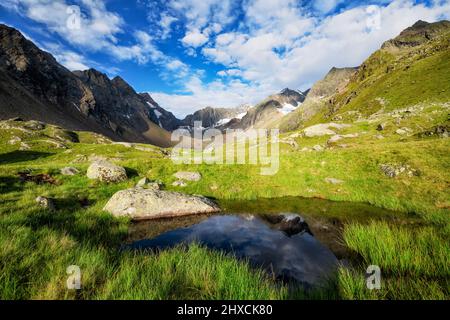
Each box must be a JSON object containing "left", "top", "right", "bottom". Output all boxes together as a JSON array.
[
  {"left": 19, "top": 172, "right": 58, "bottom": 185},
  {"left": 261, "top": 214, "right": 312, "bottom": 237},
  {"left": 380, "top": 164, "right": 419, "bottom": 178},
  {"left": 35, "top": 196, "right": 55, "bottom": 211}
]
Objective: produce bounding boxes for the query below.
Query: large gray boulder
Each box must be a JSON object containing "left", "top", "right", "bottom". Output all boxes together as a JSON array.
[
  {"left": 103, "top": 188, "right": 220, "bottom": 220},
  {"left": 87, "top": 160, "right": 127, "bottom": 183}
]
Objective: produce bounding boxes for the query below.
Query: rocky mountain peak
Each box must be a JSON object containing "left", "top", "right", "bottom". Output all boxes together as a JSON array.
[
  {"left": 111, "top": 76, "right": 136, "bottom": 95},
  {"left": 411, "top": 20, "right": 430, "bottom": 28},
  {"left": 306, "top": 67, "right": 358, "bottom": 100},
  {"left": 0, "top": 23, "right": 174, "bottom": 147},
  {"left": 382, "top": 20, "right": 450, "bottom": 49},
  {"left": 73, "top": 68, "right": 110, "bottom": 87}
]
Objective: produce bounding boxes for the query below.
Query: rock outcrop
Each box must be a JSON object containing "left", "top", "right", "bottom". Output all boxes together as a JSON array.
[
  {"left": 303, "top": 123, "right": 351, "bottom": 137},
  {"left": 103, "top": 188, "right": 220, "bottom": 219},
  {"left": 87, "top": 160, "right": 127, "bottom": 183}
]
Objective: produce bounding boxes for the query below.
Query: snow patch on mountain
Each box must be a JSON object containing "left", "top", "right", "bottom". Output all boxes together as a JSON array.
[
  {"left": 279, "top": 103, "right": 299, "bottom": 115},
  {"left": 146, "top": 101, "right": 157, "bottom": 109}
]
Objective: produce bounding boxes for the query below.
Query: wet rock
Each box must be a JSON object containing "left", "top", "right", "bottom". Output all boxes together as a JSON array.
[
  {"left": 87, "top": 160, "right": 127, "bottom": 183},
  {"left": 60, "top": 167, "right": 79, "bottom": 176},
  {"left": 261, "top": 214, "right": 312, "bottom": 237},
  {"left": 35, "top": 196, "right": 55, "bottom": 211},
  {"left": 174, "top": 171, "right": 202, "bottom": 182},
  {"left": 103, "top": 188, "right": 220, "bottom": 219}
]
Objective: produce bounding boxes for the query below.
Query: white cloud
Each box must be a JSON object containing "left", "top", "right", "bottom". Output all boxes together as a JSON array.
[
  {"left": 151, "top": 0, "right": 450, "bottom": 117},
  {"left": 159, "top": 13, "right": 177, "bottom": 39},
  {"left": 1, "top": 0, "right": 177, "bottom": 67},
  {"left": 314, "top": 0, "right": 344, "bottom": 14},
  {"left": 1, "top": 0, "right": 191, "bottom": 81},
  {"left": 150, "top": 75, "right": 267, "bottom": 118},
  {"left": 217, "top": 69, "right": 242, "bottom": 77},
  {"left": 49, "top": 48, "right": 89, "bottom": 70},
  {"left": 167, "top": 0, "right": 235, "bottom": 48},
  {"left": 181, "top": 29, "right": 209, "bottom": 47},
  {"left": 194, "top": 1, "right": 450, "bottom": 107}
]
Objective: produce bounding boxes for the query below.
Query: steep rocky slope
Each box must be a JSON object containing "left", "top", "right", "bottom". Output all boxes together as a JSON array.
[
  {"left": 309, "top": 20, "right": 450, "bottom": 126},
  {"left": 0, "top": 24, "right": 172, "bottom": 147},
  {"left": 140, "top": 93, "right": 181, "bottom": 131},
  {"left": 278, "top": 67, "right": 357, "bottom": 132},
  {"left": 181, "top": 105, "right": 251, "bottom": 128},
  {"left": 226, "top": 88, "right": 308, "bottom": 130}
]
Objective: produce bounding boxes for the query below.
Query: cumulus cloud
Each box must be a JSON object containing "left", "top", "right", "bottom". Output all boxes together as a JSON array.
[
  {"left": 167, "top": 0, "right": 236, "bottom": 48},
  {"left": 314, "top": 0, "right": 344, "bottom": 14},
  {"left": 181, "top": 29, "right": 209, "bottom": 47},
  {"left": 159, "top": 13, "right": 177, "bottom": 39},
  {"left": 150, "top": 75, "right": 267, "bottom": 118},
  {"left": 1, "top": 0, "right": 183, "bottom": 69},
  {"left": 161, "top": 0, "right": 449, "bottom": 116},
  {"left": 1, "top": 0, "right": 190, "bottom": 81}
]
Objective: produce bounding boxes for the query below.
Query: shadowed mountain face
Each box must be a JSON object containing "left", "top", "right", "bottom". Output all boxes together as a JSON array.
[
  {"left": 139, "top": 93, "right": 182, "bottom": 131},
  {"left": 0, "top": 24, "right": 172, "bottom": 147}
]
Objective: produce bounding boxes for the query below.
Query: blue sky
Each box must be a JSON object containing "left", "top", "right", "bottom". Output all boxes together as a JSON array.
[{"left": 0, "top": 0, "right": 449, "bottom": 117}]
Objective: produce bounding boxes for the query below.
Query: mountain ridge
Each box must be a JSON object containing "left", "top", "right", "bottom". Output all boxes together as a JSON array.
[{"left": 0, "top": 23, "right": 173, "bottom": 147}]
